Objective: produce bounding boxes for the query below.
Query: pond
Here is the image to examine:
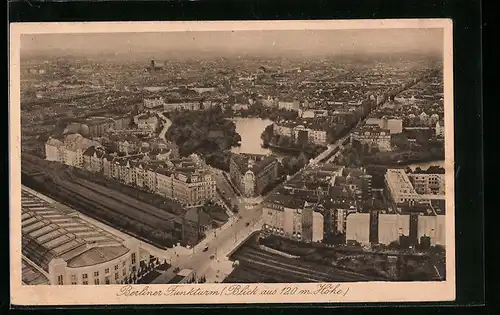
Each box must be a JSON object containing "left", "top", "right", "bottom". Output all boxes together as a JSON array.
[{"left": 230, "top": 117, "right": 274, "bottom": 156}]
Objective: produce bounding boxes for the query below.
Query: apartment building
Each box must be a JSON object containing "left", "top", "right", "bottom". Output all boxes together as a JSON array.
[
  {"left": 45, "top": 134, "right": 102, "bottom": 168},
  {"left": 262, "top": 196, "right": 324, "bottom": 242},
  {"left": 278, "top": 100, "right": 300, "bottom": 112},
  {"left": 408, "top": 173, "right": 446, "bottom": 195},
  {"left": 229, "top": 153, "right": 279, "bottom": 198},
  {"left": 144, "top": 97, "right": 165, "bottom": 109},
  {"left": 163, "top": 102, "right": 200, "bottom": 112},
  {"left": 351, "top": 126, "right": 392, "bottom": 152},
  {"left": 385, "top": 169, "right": 446, "bottom": 205},
  {"left": 273, "top": 121, "right": 328, "bottom": 145},
  {"left": 136, "top": 114, "right": 159, "bottom": 132}
]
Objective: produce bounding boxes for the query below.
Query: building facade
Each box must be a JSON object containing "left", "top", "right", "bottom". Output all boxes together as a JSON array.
[
  {"left": 262, "top": 200, "right": 324, "bottom": 242},
  {"left": 351, "top": 126, "right": 392, "bottom": 152},
  {"left": 45, "top": 134, "right": 102, "bottom": 168},
  {"left": 229, "top": 154, "right": 279, "bottom": 198}
]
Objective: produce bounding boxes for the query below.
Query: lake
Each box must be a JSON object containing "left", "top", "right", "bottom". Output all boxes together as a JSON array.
[{"left": 230, "top": 117, "right": 274, "bottom": 156}]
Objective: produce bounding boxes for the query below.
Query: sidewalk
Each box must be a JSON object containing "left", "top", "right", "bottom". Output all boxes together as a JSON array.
[{"left": 201, "top": 220, "right": 263, "bottom": 282}]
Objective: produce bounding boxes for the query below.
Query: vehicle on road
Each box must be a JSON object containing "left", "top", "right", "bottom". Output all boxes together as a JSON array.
[
  {"left": 245, "top": 222, "right": 250, "bottom": 227},
  {"left": 210, "top": 255, "right": 215, "bottom": 260},
  {"left": 203, "top": 246, "right": 208, "bottom": 252}
]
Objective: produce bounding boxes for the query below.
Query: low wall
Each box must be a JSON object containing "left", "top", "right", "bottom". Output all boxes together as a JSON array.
[
  {"left": 258, "top": 245, "right": 299, "bottom": 259},
  {"left": 226, "top": 231, "right": 260, "bottom": 258}
]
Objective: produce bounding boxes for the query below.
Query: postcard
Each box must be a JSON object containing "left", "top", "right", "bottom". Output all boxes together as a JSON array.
[{"left": 10, "top": 19, "right": 455, "bottom": 306}]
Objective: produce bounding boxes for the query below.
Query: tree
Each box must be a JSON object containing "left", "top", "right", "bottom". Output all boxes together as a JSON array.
[
  {"left": 419, "top": 235, "right": 431, "bottom": 250},
  {"left": 297, "top": 152, "right": 309, "bottom": 168},
  {"left": 392, "top": 134, "right": 411, "bottom": 150},
  {"left": 278, "top": 135, "right": 290, "bottom": 147}
]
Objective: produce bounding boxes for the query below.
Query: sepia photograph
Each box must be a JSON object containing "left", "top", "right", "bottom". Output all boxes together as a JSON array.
[{"left": 10, "top": 20, "right": 455, "bottom": 305}]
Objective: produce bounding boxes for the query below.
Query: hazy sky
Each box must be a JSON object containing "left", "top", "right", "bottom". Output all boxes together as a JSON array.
[{"left": 21, "top": 29, "right": 443, "bottom": 57}]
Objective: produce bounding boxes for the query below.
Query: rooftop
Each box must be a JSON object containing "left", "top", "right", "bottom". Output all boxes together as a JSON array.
[
  {"left": 22, "top": 259, "right": 50, "bottom": 285},
  {"left": 21, "top": 186, "right": 129, "bottom": 270},
  {"left": 265, "top": 193, "right": 305, "bottom": 210},
  {"left": 231, "top": 153, "right": 277, "bottom": 175}
]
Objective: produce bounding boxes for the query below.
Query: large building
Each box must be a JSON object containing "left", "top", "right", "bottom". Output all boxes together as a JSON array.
[
  {"left": 144, "top": 97, "right": 165, "bottom": 109},
  {"left": 21, "top": 186, "right": 140, "bottom": 285},
  {"left": 278, "top": 100, "right": 300, "bottom": 112},
  {"left": 262, "top": 195, "right": 324, "bottom": 243},
  {"left": 377, "top": 214, "right": 411, "bottom": 245},
  {"left": 435, "top": 120, "right": 445, "bottom": 138},
  {"left": 366, "top": 116, "right": 403, "bottom": 134},
  {"left": 155, "top": 166, "right": 217, "bottom": 207},
  {"left": 85, "top": 117, "right": 115, "bottom": 138},
  {"left": 163, "top": 102, "right": 200, "bottom": 112},
  {"left": 408, "top": 173, "right": 446, "bottom": 195},
  {"left": 174, "top": 208, "right": 212, "bottom": 246},
  {"left": 229, "top": 153, "right": 279, "bottom": 198},
  {"left": 351, "top": 126, "right": 392, "bottom": 152},
  {"left": 385, "top": 169, "right": 446, "bottom": 205},
  {"left": 273, "top": 121, "right": 328, "bottom": 146}
]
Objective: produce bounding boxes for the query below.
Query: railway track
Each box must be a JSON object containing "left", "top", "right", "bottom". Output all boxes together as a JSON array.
[
  {"left": 233, "top": 250, "right": 336, "bottom": 282},
  {"left": 21, "top": 160, "right": 175, "bottom": 231},
  {"left": 69, "top": 177, "right": 178, "bottom": 223},
  {"left": 58, "top": 180, "right": 174, "bottom": 228},
  {"left": 22, "top": 158, "right": 177, "bottom": 226},
  {"left": 232, "top": 246, "right": 375, "bottom": 282}
]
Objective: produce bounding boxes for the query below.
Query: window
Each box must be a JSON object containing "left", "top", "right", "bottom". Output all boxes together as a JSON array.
[
  {"left": 131, "top": 253, "right": 136, "bottom": 265},
  {"left": 71, "top": 274, "right": 77, "bottom": 281},
  {"left": 57, "top": 275, "right": 64, "bottom": 285},
  {"left": 122, "top": 261, "right": 126, "bottom": 267},
  {"left": 114, "top": 265, "right": 119, "bottom": 271},
  {"left": 82, "top": 273, "right": 88, "bottom": 279},
  {"left": 122, "top": 269, "right": 126, "bottom": 276},
  {"left": 105, "top": 277, "right": 110, "bottom": 284},
  {"left": 94, "top": 279, "right": 100, "bottom": 285},
  {"left": 83, "top": 280, "right": 88, "bottom": 285},
  {"left": 71, "top": 281, "right": 77, "bottom": 285},
  {"left": 115, "top": 273, "right": 119, "bottom": 280},
  {"left": 105, "top": 268, "right": 110, "bottom": 274},
  {"left": 94, "top": 271, "right": 99, "bottom": 277}
]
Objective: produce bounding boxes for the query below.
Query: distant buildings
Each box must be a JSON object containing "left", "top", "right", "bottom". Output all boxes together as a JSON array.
[
  {"left": 435, "top": 120, "right": 445, "bottom": 138},
  {"left": 146, "top": 59, "right": 164, "bottom": 71},
  {"left": 351, "top": 125, "right": 392, "bottom": 151},
  {"left": 273, "top": 121, "right": 328, "bottom": 146},
  {"left": 85, "top": 117, "right": 115, "bottom": 138},
  {"left": 45, "top": 134, "right": 102, "bottom": 168},
  {"left": 365, "top": 116, "right": 403, "bottom": 134},
  {"left": 163, "top": 102, "right": 200, "bottom": 112},
  {"left": 229, "top": 153, "right": 279, "bottom": 198},
  {"left": 278, "top": 100, "right": 300, "bottom": 112},
  {"left": 144, "top": 97, "right": 165, "bottom": 109},
  {"left": 21, "top": 187, "right": 140, "bottom": 285},
  {"left": 174, "top": 208, "right": 212, "bottom": 246},
  {"left": 136, "top": 113, "right": 159, "bottom": 132}
]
